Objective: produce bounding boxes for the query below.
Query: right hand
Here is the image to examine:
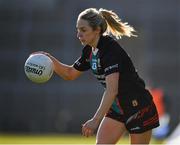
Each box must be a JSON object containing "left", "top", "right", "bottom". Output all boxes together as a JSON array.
[
  {"left": 30, "top": 51, "right": 50, "bottom": 57},
  {"left": 82, "top": 118, "right": 100, "bottom": 137},
  {"left": 30, "top": 51, "right": 55, "bottom": 66}
]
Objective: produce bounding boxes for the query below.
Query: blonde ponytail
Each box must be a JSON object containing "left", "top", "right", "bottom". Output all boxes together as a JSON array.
[
  {"left": 99, "top": 8, "right": 137, "bottom": 38},
  {"left": 78, "top": 8, "right": 137, "bottom": 39}
]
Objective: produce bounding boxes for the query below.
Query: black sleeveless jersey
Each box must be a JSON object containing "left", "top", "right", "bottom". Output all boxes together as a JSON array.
[{"left": 73, "top": 35, "right": 151, "bottom": 97}]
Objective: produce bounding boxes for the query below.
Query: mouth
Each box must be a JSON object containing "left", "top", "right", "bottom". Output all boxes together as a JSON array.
[{"left": 79, "top": 39, "right": 86, "bottom": 43}]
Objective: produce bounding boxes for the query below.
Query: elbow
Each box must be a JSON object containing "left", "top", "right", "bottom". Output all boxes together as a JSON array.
[
  {"left": 63, "top": 71, "right": 77, "bottom": 81},
  {"left": 106, "top": 90, "right": 118, "bottom": 98},
  {"left": 112, "top": 91, "right": 118, "bottom": 97},
  {"left": 55, "top": 73, "right": 76, "bottom": 81}
]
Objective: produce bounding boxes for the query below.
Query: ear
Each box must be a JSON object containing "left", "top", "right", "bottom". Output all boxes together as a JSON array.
[{"left": 95, "top": 26, "right": 101, "bottom": 34}]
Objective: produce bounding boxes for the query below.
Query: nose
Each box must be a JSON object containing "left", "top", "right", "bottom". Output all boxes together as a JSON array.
[{"left": 77, "top": 31, "right": 83, "bottom": 39}]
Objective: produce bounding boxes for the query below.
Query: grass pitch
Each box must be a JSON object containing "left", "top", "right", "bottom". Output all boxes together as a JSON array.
[{"left": 0, "top": 133, "right": 164, "bottom": 144}]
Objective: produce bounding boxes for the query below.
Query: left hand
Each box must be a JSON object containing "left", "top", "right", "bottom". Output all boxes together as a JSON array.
[{"left": 82, "top": 118, "right": 100, "bottom": 137}]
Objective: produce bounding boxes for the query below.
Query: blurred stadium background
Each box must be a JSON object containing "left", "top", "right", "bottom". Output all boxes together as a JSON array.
[{"left": 0, "top": 0, "right": 179, "bottom": 144}]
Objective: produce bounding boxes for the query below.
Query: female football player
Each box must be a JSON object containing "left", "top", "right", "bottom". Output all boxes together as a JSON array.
[{"left": 36, "top": 8, "right": 159, "bottom": 144}]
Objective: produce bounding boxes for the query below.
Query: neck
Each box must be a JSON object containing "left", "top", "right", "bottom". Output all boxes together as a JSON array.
[{"left": 89, "top": 35, "right": 100, "bottom": 50}]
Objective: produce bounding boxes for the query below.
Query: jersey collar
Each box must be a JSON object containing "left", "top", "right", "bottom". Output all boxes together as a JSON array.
[{"left": 96, "top": 35, "right": 110, "bottom": 50}]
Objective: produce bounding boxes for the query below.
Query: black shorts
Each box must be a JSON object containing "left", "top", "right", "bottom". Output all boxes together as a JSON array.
[{"left": 106, "top": 94, "right": 160, "bottom": 134}]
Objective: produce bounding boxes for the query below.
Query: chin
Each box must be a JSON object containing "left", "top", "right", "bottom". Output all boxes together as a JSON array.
[
  {"left": 80, "top": 42, "right": 85, "bottom": 46},
  {"left": 80, "top": 41, "right": 87, "bottom": 46}
]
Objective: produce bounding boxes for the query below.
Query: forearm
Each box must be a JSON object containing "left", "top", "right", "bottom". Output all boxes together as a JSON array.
[
  {"left": 48, "top": 55, "right": 74, "bottom": 80},
  {"left": 93, "top": 90, "right": 117, "bottom": 122}
]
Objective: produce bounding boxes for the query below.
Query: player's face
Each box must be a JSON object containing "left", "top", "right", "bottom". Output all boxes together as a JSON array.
[{"left": 76, "top": 19, "right": 100, "bottom": 46}]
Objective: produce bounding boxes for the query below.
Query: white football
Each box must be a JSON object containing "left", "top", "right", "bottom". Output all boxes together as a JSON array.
[{"left": 24, "top": 54, "right": 54, "bottom": 83}]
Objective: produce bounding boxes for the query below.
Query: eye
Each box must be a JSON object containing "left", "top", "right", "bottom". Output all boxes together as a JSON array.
[
  {"left": 81, "top": 29, "right": 86, "bottom": 32},
  {"left": 76, "top": 27, "right": 87, "bottom": 33}
]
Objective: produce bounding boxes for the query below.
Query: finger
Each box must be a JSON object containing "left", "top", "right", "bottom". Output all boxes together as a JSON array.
[
  {"left": 87, "top": 128, "right": 93, "bottom": 137},
  {"left": 82, "top": 123, "right": 87, "bottom": 136},
  {"left": 82, "top": 126, "right": 88, "bottom": 137},
  {"left": 30, "top": 51, "right": 48, "bottom": 56},
  {"left": 30, "top": 51, "right": 43, "bottom": 55},
  {"left": 84, "top": 128, "right": 89, "bottom": 137},
  {"left": 82, "top": 125, "right": 86, "bottom": 136},
  {"left": 85, "top": 128, "right": 93, "bottom": 137},
  {"left": 86, "top": 129, "right": 91, "bottom": 137},
  {"left": 89, "top": 129, "right": 93, "bottom": 136}
]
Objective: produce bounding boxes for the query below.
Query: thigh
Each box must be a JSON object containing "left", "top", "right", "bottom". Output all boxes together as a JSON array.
[
  {"left": 96, "top": 117, "right": 127, "bottom": 144},
  {"left": 130, "top": 130, "right": 152, "bottom": 144}
]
